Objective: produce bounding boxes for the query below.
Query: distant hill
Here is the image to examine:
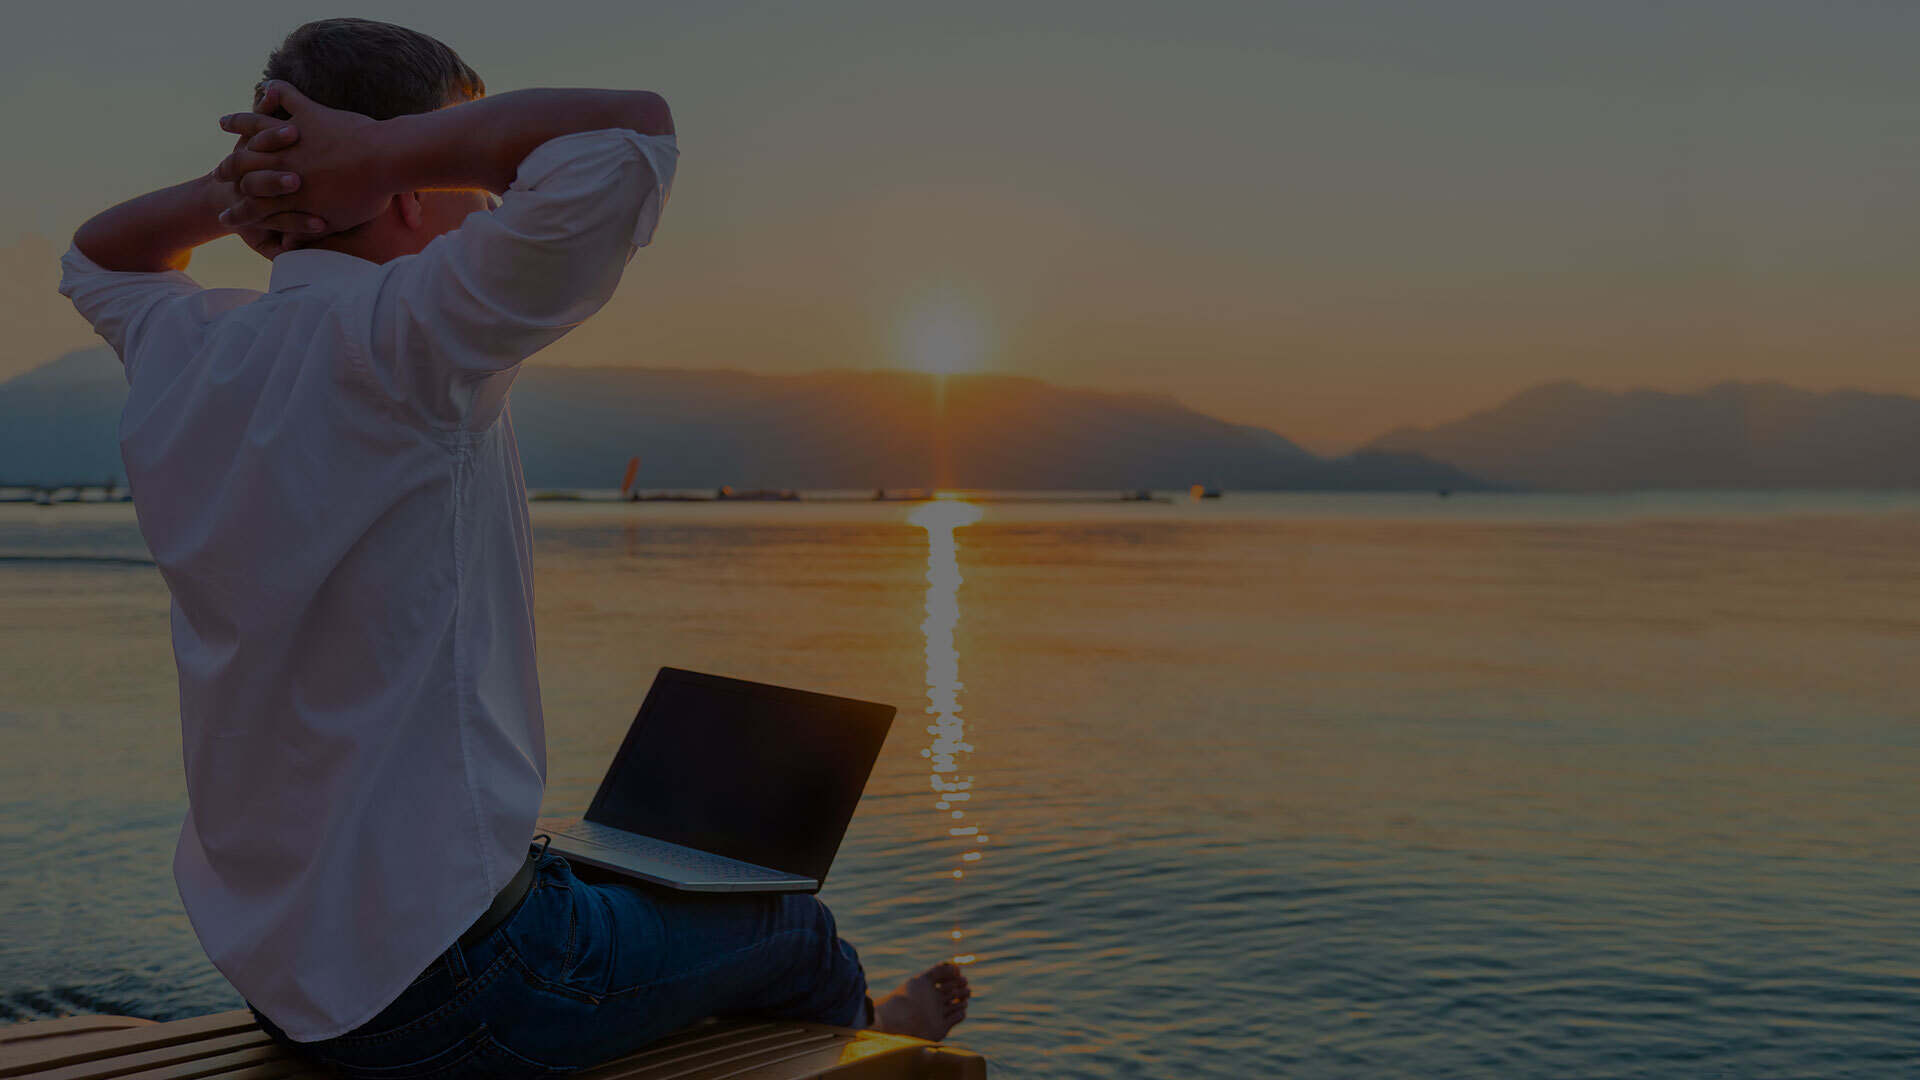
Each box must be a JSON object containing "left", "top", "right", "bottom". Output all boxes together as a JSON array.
[
  {"left": 1367, "top": 380, "right": 1920, "bottom": 490},
  {"left": 0, "top": 347, "right": 127, "bottom": 484},
  {"left": 0, "top": 349, "right": 1484, "bottom": 492}
]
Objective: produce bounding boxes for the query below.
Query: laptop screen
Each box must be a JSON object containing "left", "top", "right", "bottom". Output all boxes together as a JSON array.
[{"left": 584, "top": 669, "right": 896, "bottom": 885}]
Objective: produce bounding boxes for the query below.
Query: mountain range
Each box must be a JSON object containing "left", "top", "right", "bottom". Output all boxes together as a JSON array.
[
  {"left": 0, "top": 348, "right": 1484, "bottom": 492},
  {"left": 1368, "top": 380, "right": 1920, "bottom": 491},
  {"left": 7, "top": 348, "right": 1918, "bottom": 492}
]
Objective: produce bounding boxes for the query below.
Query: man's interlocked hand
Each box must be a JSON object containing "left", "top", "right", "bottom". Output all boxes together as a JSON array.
[
  {"left": 77, "top": 78, "right": 665, "bottom": 275},
  {"left": 215, "top": 105, "right": 311, "bottom": 256},
  {"left": 215, "top": 81, "right": 390, "bottom": 248}
]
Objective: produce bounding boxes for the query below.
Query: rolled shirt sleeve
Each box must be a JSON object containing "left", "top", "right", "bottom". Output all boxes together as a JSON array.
[
  {"left": 347, "top": 129, "right": 679, "bottom": 429},
  {"left": 58, "top": 246, "right": 206, "bottom": 377}
]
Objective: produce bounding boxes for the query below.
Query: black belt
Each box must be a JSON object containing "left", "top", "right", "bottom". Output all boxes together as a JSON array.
[{"left": 459, "top": 848, "right": 540, "bottom": 949}]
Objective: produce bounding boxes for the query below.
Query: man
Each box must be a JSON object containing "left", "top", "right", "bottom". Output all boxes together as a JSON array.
[{"left": 60, "top": 18, "right": 968, "bottom": 1075}]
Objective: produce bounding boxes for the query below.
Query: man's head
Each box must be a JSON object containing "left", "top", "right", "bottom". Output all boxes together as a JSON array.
[
  {"left": 262, "top": 18, "right": 484, "bottom": 120},
  {"left": 256, "top": 19, "right": 489, "bottom": 262}
]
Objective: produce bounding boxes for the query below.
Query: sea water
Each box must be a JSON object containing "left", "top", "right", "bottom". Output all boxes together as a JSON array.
[{"left": 3, "top": 493, "right": 1917, "bottom": 1078}]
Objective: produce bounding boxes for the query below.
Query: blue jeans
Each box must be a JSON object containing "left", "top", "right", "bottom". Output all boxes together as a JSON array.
[{"left": 252, "top": 851, "right": 871, "bottom": 1077}]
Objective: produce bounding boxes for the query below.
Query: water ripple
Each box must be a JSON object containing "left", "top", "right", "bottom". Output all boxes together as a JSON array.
[{"left": 5, "top": 503, "right": 1920, "bottom": 1077}]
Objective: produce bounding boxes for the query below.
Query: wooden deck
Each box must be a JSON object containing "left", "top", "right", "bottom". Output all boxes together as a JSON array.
[{"left": 0, "top": 1011, "right": 986, "bottom": 1080}]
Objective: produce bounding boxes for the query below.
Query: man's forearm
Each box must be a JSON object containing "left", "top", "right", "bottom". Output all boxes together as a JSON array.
[
  {"left": 72, "top": 174, "right": 230, "bottom": 273},
  {"left": 374, "top": 89, "right": 674, "bottom": 196},
  {"left": 210, "top": 84, "right": 674, "bottom": 236}
]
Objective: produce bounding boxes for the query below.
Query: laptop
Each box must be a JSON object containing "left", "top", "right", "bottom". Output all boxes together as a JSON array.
[{"left": 537, "top": 667, "right": 896, "bottom": 893}]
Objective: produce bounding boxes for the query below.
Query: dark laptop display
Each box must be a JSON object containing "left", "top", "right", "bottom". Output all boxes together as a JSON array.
[{"left": 583, "top": 668, "right": 896, "bottom": 887}]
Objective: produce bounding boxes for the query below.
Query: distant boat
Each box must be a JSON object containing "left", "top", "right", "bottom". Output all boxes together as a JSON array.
[
  {"left": 1190, "top": 484, "right": 1223, "bottom": 500},
  {"left": 613, "top": 456, "right": 722, "bottom": 502},
  {"left": 718, "top": 485, "right": 801, "bottom": 501}
]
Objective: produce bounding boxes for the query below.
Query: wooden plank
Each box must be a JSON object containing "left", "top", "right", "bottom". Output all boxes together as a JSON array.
[
  {"left": 165, "top": 1059, "right": 329, "bottom": 1080},
  {"left": 813, "top": 1036, "right": 943, "bottom": 1080},
  {"left": 10, "top": 1032, "right": 276, "bottom": 1080},
  {"left": 691, "top": 1044, "right": 849, "bottom": 1080},
  {"left": 906, "top": 1048, "right": 988, "bottom": 1080},
  {"left": 84, "top": 1045, "right": 298, "bottom": 1080},
  {"left": 576, "top": 1030, "right": 833, "bottom": 1076},
  {"left": 0, "top": 1015, "right": 257, "bottom": 1079},
  {"left": 581, "top": 1027, "right": 837, "bottom": 1079},
  {"left": 1, "top": 1014, "right": 986, "bottom": 1080},
  {"left": 574, "top": 1020, "right": 992, "bottom": 1080},
  {"left": 612, "top": 1023, "right": 783, "bottom": 1063},
  {"left": 0, "top": 1020, "right": 160, "bottom": 1073},
  {"left": 0, "top": 1018, "right": 157, "bottom": 1048}
]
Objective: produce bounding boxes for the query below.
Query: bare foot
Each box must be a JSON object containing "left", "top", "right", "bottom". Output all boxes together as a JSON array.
[{"left": 871, "top": 961, "right": 971, "bottom": 1041}]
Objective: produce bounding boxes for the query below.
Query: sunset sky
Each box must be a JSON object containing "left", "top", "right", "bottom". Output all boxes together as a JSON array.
[{"left": 3, "top": 1, "right": 1915, "bottom": 449}]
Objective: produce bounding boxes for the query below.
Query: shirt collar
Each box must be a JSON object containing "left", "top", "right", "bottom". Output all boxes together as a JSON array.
[{"left": 268, "top": 248, "right": 381, "bottom": 293}]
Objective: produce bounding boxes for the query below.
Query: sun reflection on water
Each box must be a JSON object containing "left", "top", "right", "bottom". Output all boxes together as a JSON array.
[{"left": 907, "top": 496, "right": 986, "bottom": 966}]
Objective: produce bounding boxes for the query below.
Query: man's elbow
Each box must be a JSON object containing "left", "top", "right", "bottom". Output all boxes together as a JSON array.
[
  {"left": 625, "top": 91, "right": 673, "bottom": 138},
  {"left": 71, "top": 221, "right": 109, "bottom": 268},
  {"left": 72, "top": 223, "right": 184, "bottom": 274}
]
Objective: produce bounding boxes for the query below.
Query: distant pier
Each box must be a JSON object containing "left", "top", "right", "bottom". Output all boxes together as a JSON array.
[
  {"left": 5, "top": 482, "right": 1178, "bottom": 507},
  {"left": 536, "top": 488, "right": 1174, "bottom": 505},
  {"left": 0, "top": 481, "right": 130, "bottom": 505}
]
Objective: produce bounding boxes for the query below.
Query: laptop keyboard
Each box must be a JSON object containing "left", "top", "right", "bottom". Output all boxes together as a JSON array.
[{"left": 556, "top": 821, "right": 796, "bottom": 881}]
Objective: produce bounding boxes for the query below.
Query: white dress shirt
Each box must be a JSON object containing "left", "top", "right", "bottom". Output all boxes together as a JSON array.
[{"left": 58, "top": 129, "right": 677, "bottom": 1042}]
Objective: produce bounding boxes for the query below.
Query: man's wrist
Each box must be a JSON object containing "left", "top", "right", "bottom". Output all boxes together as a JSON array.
[
  {"left": 197, "top": 173, "right": 236, "bottom": 234},
  {"left": 339, "top": 89, "right": 677, "bottom": 202},
  {"left": 74, "top": 173, "right": 234, "bottom": 273},
  {"left": 365, "top": 116, "right": 415, "bottom": 197},
  {"left": 377, "top": 109, "right": 499, "bottom": 195}
]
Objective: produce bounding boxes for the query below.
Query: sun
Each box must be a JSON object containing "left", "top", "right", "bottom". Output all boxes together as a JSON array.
[
  {"left": 907, "top": 497, "right": 983, "bottom": 530},
  {"left": 903, "top": 299, "right": 986, "bottom": 376}
]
